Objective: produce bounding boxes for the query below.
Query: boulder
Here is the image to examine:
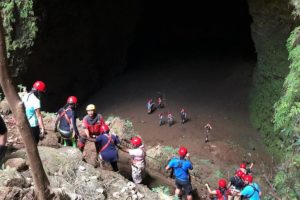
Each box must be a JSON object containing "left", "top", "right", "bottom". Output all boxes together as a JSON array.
[{"left": 5, "top": 158, "right": 28, "bottom": 172}]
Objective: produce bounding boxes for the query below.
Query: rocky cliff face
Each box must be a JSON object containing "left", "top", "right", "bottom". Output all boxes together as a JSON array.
[{"left": 248, "top": 0, "right": 297, "bottom": 138}]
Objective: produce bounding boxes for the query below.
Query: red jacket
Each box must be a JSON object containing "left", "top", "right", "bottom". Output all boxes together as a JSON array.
[{"left": 82, "top": 114, "right": 105, "bottom": 135}]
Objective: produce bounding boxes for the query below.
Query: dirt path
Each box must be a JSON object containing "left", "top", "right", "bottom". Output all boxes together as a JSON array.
[{"left": 82, "top": 57, "right": 272, "bottom": 174}]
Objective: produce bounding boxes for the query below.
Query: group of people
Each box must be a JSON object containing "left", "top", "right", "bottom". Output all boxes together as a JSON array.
[
  {"left": 147, "top": 98, "right": 188, "bottom": 127},
  {"left": 0, "top": 81, "right": 146, "bottom": 184},
  {"left": 205, "top": 163, "right": 260, "bottom": 200},
  {"left": 0, "top": 80, "right": 262, "bottom": 199}
]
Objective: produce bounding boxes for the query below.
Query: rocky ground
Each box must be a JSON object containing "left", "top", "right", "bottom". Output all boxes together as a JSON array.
[{"left": 0, "top": 111, "right": 273, "bottom": 200}]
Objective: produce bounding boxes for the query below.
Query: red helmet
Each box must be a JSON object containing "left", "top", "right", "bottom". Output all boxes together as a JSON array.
[
  {"left": 33, "top": 81, "right": 46, "bottom": 92},
  {"left": 241, "top": 173, "right": 246, "bottom": 180},
  {"left": 131, "top": 137, "right": 142, "bottom": 147},
  {"left": 236, "top": 170, "right": 244, "bottom": 178},
  {"left": 218, "top": 179, "right": 227, "bottom": 188},
  {"left": 67, "top": 96, "right": 78, "bottom": 104},
  {"left": 244, "top": 175, "right": 253, "bottom": 183},
  {"left": 178, "top": 147, "right": 187, "bottom": 157},
  {"left": 240, "top": 163, "right": 247, "bottom": 169},
  {"left": 100, "top": 124, "right": 110, "bottom": 133}
]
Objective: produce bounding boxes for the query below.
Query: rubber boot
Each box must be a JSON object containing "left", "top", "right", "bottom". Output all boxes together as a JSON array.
[
  {"left": 72, "top": 138, "right": 77, "bottom": 148},
  {"left": 63, "top": 140, "right": 67, "bottom": 147}
]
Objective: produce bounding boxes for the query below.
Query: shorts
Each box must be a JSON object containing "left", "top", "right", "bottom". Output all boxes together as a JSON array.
[
  {"left": 31, "top": 126, "right": 41, "bottom": 144},
  {"left": 0, "top": 116, "right": 7, "bottom": 135},
  {"left": 175, "top": 179, "right": 193, "bottom": 195},
  {"left": 58, "top": 128, "right": 73, "bottom": 138}
]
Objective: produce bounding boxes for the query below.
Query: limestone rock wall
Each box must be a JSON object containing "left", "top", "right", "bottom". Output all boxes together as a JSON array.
[{"left": 248, "top": 0, "right": 297, "bottom": 139}]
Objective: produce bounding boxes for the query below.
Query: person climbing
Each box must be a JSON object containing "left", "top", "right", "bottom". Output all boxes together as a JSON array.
[
  {"left": 204, "top": 123, "right": 212, "bottom": 143},
  {"left": 22, "top": 81, "right": 47, "bottom": 144},
  {"left": 158, "top": 113, "right": 164, "bottom": 126},
  {"left": 227, "top": 170, "right": 245, "bottom": 200},
  {"left": 157, "top": 97, "right": 164, "bottom": 109},
  {"left": 166, "top": 147, "right": 193, "bottom": 200},
  {"left": 234, "top": 175, "right": 261, "bottom": 200},
  {"left": 180, "top": 108, "right": 187, "bottom": 124},
  {"left": 146, "top": 99, "right": 155, "bottom": 114},
  {"left": 88, "top": 124, "right": 120, "bottom": 172},
  {"left": 78, "top": 104, "right": 105, "bottom": 152},
  {"left": 120, "top": 137, "right": 146, "bottom": 184},
  {"left": 239, "top": 162, "right": 254, "bottom": 175},
  {"left": 205, "top": 179, "right": 231, "bottom": 200},
  {"left": 0, "top": 115, "right": 7, "bottom": 168},
  {"left": 54, "top": 96, "right": 79, "bottom": 147},
  {"left": 167, "top": 112, "right": 174, "bottom": 127}
]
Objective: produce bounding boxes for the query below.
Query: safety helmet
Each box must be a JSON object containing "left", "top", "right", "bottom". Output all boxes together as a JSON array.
[
  {"left": 240, "top": 163, "right": 247, "bottom": 169},
  {"left": 218, "top": 179, "right": 227, "bottom": 188},
  {"left": 236, "top": 170, "right": 244, "bottom": 178},
  {"left": 241, "top": 173, "right": 246, "bottom": 180},
  {"left": 32, "top": 81, "right": 46, "bottom": 92},
  {"left": 67, "top": 96, "right": 78, "bottom": 104},
  {"left": 178, "top": 147, "right": 187, "bottom": 157},
  {"left": 131, "top": 137, "right": 142, "bottom": 147},
  {"left": 244, "top": 175, "right": 253, "bottom": 183},
  {"left": 100, "top": 124, "right": 110, "bottom": 134},
  {"left": 86, "top": 104, "right": 96, "bottom": 111}
]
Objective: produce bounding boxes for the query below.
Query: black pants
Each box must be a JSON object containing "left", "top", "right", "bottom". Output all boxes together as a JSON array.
[
  {"left": 31, "top": 126, "right": 41, "bottom": 144},
  {"left": 0, "top": 145, "right": 7, "bottom": 167},
  {"left": 110, "top": 161, "right": 119, "bottom": 172}
]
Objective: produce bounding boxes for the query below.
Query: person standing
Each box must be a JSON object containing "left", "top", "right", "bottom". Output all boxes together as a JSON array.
[
  {"left": 158, "top": 113, "right": 164, "bottom": 126},
  {"left": 180, "top": 108, "right": 187, "bottom": 124},
  {"left": 167, "top": 112, "right": 174, "bottom": 127},
  {"left": 227, "top": 170, "right": 245, "bottom": 200},
  {"left": 22, "top": 81, "right": 46, "bottom": 144},
  {"left": 204, "top": 123, "right": 212, "bottom": 143},
  {"left": 235, "top": 175, "right": 261, "bottom": 200},
  {"left": 54, "top": 96, "right": 79, "bottom": 147},
  {"left": 205, "top": 179, "right": 231, "bottom": 200},
  {"left": 146, "top": 99, "right": 155, "bottom": 114},
  {"left": 120, "top": 137, "right": 146, "bottom": 184},
  {"left": 89, "top": 124, "right": 120, "bottom": 172},
  {"left": 166, "top": 147, "right": 193, "bottom": 200},
  {"left": 0, "top": 115, "right": 7, "bottom": 168}
]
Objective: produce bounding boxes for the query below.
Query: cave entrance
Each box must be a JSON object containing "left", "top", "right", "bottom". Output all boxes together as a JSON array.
[{"left": 92, "top": 0, "right": 259, "bottom": 150}]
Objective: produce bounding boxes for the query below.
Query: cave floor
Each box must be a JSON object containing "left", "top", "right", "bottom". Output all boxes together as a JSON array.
[{"left": 84, "top": 56, "right": 273, "bottom": 175}]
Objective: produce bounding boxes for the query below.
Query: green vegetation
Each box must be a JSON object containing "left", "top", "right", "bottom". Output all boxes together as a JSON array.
[
  {"left": 151, "top": 185, "right": 171, "bottom": 196},
  {"left": 271, "top": 27, "right": 300, "bottom": 199},
  {"left": 0, "top": 0, "right": 37, "bottom": 75}
]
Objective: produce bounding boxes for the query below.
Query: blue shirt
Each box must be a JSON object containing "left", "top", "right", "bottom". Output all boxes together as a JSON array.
[
  {"left": 95, "top": 133, "right": 120, "bottom": 162},
  {"left": 241, "top": 183, "right": 261, "bottom": 200},
  {"left": 167, "top": 157, "right": 193, "bottom": 181},
  {"left": 22, "top": 93, "right": 40, "bottom": 127},
  {"left": 57, "top": 107, "right": 79, "bottom": 135}
]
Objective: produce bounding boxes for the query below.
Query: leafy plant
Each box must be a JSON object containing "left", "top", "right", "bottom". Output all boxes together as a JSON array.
[
  {"left": 0, "top": 0, "right": 38, "bottom": 75},
  {"left": 151, "top": 185, "right": 171, "bottom": 195}
]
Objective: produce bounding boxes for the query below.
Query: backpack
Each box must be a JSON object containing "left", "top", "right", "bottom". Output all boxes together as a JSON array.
[{"left": 243, "top": 184, "right": 259, "bottom": 199}]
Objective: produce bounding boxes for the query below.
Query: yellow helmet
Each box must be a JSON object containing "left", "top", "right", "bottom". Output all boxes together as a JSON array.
[{"left": 86, "top": 104, "right": 96, "bottom": 111}]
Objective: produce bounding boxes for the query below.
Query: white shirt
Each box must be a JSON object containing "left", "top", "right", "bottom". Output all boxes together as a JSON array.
[
  {"left": 22, "top": 93, "right": 41, "bottom": 127},
  {"left": 128, "top": 145, "right": 145, "bottom": 168}
]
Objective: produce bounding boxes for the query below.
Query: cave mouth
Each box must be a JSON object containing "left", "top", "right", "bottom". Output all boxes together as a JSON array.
[{"left": 127, "top": 0, "right": 256, "bottom": 68}]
